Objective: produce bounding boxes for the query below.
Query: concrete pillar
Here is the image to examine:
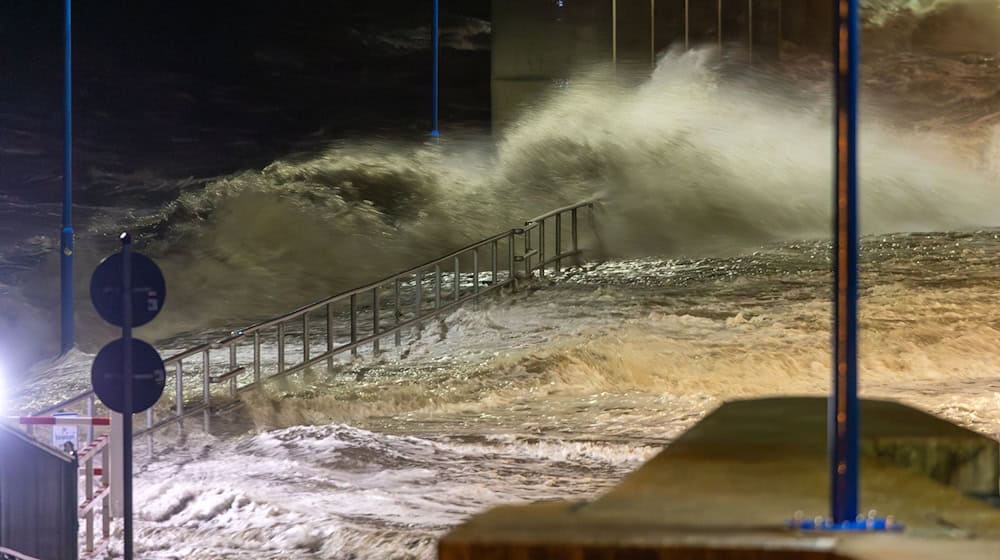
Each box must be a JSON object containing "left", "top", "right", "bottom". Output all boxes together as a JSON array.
[
  {"left": 780, "top": 0, "right": 832, "bottom": 54},
  {"left": 614, "top": 0, "right": 654, "bottom": 70},
  {"left": 490, "top": 0, "right": 791, "bottom": 130},
  {"left": 491, "top": 0, "right": 613, "bottom": 130}
]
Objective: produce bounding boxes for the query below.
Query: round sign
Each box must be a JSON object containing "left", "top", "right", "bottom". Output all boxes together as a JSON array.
[
  {"left": 90, "top": 251, "right": 166, "bottom": 327},
  {"left": 91, "top": 338, "right": 166, "bottom": 414}
]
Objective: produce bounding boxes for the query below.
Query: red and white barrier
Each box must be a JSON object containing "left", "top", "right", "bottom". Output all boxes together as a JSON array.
[
  {"left": 9, "top": 416, "right": 110, "bottom": 426},
  {"left": 8, "top": 414, "right": 120, "bottom": 558}
]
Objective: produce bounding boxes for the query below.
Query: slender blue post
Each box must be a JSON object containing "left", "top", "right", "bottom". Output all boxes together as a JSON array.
[
  {"left": 60, "top": 0, "right": 74, "bottom": 354},
  {"left": 431, "top": 0, "right": 440, "bottom": 137},
  {"left": 831, "top": 0, "right": 860, "bottom": 524},
  {"left": 121, "top": 233, "right": 134, "bottom": 560}
]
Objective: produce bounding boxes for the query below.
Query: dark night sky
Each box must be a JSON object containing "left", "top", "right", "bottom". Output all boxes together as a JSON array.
[{"left": 0, "top": 1, "right": 491, "bottom": 202}]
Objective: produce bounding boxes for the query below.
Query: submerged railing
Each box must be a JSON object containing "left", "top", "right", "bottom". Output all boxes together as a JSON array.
[{"left": 28, "top": 197, "right": 601, "bottom": 443}]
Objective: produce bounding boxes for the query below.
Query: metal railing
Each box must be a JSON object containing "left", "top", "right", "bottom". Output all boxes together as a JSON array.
[
  {"left": 77, "top": 434, "right": 111, "bottom": 557},
  {"left": 520, "top": 194, "right": 601, "bottom": 278},
  {"left": 29, "top": 197, "right": 600, "bottom": 443}
]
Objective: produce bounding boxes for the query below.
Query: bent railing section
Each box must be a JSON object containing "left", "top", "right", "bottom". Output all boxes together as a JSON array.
[{"left": 30, "top": 198, "right": 600, "bottom": 443}]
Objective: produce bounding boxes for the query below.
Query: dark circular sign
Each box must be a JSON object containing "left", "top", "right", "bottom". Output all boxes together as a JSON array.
[
  {"left": 90, "top": 251, "right": 166, "bottom": 327},
  {"left": 91, "top": 338, "right": 166, "bottom": 414}
]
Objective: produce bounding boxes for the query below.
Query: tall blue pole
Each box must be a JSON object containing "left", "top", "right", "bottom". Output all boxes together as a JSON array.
[
  {"left": 61, "top": 0, "right": 75, "bottom": 354},
  {"left": 431, "top": 0, "right": 440, "bottom": 137},
  {"left": 831, "top": 0, "right": 860, "bottom": 524}
]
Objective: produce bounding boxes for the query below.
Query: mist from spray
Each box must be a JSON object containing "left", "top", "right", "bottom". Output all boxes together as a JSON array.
[{"left": 9, "top": 38, "right": 1000, "bottom": 383}]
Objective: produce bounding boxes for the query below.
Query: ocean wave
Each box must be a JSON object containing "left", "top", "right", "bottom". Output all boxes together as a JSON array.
[
  {"left": 862, "top": 0, "right": 1000, "bottom": 52},
  {"left": 6, "top": 44, "right": 1000, "bottom": 376}
]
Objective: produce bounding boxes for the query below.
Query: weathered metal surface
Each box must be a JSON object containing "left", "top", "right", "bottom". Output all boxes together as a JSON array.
[{"left": 0, "top": 425, "right": 78, "bottom": 560}]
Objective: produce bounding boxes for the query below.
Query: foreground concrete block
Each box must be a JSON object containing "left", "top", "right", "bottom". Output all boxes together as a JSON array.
[{"left": 440, "top": 397, "right": 1000, "bottom": 560}]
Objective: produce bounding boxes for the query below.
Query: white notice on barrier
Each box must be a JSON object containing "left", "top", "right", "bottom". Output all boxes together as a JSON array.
[{"left": 52, "top": 411, "right": 78, "bottom": 453}]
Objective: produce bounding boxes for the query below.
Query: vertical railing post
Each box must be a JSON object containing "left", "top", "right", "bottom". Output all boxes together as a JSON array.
[
  {"left": 538, "top": 220, "right": 546, "bottom": 278},
  {"left": 229, "top": 342, "right": 237, "bottom": 397},
  {"left": 394, "top": 278, "right": 402, "bottom": 347},
  {"left": 85, "top": 449, "right": 94, "bottom": 552},
  {"left": 685, "top": 0, "right": 690, "bottom": 50},
  {"left": 253, "top": 331, "right": 261, "bottom": 383},
  {"left": 350, "top": 294, "right": 358, "bottom": 357},
  {"left": 101, "top": 442, "right": 110, "bottom": 540},
  {"left": 302, "top": 313, "right": 310, "bottom": 364},
  {"left": 434, "top": 264, "right": 442, "bottom": 309},
  {"left": 175, "top": 362, "right": 183, "bottom": 417},
  {"left": 572, "top": 208, "right": 580, "bottom": 264},
  {"left": 372, "top": 287, "right": 381, "bottom": 354},
  {"left": 491, "top": 239, "right": 498, "bottom": 287},
  {"left": 523, "top": 226, "right": 532, "bottom": 276},
  {"left": 415, "top": 270, "right": 424, "bottom": 333},
  {"left": 86, "top": 393, "right": 95, "bottom": 446},
  {"left": 202, "top": 349, "right": 211, "bottom": 406},
  {"left": 326, "top": 303, "right": 335, "bottom": 368},
  {"left": 718, "top": 0, "right": 723, "bottom": 51},
  {"left": 554, "top": 213, "right": 563, "bottom": 273},
  {"left": 473, "top": 247, "right": 480, "bottom": 300},
  {"left": 509, "top": 232, "right": 517, "bottom": 292},
  {"left": 612, "top": 0, "right": 617, "bottom": 65},
  {"left": 277, "top": 322, "right": 286, "bottom": 372},
  {"left": 650, "top": 0, "right": 655, "bottom": 64}
]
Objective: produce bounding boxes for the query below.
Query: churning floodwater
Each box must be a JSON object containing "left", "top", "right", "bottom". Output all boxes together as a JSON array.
[{"left": 4, "top": 1, "right": 1000, "bottom": 558}]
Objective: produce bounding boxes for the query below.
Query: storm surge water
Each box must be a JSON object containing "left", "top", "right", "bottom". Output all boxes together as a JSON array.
[
  {"left": 5, "top": 3, "right": 1000, "bottom": 558},
  {"left": 143, "top": 46, "right": 1000, "bottom": 330},
  {"left": 8, "top": 38, "right": 1000, "bottom": 385}
]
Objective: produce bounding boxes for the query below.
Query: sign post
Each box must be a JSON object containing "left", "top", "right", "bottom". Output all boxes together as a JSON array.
[
  {"left": 90, "top": 233, "right": 166, "bottom": 559},
  {"left": 121, "top": 234, "right": 134, "bottom": 560}
]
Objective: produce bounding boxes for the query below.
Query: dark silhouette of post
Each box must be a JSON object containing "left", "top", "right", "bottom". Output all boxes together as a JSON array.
[{"left": 121, "top": 233, "right": 134, "bottom": 559}]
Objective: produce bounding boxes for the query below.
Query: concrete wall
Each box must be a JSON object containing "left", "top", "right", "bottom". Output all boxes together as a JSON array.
[
  {"left": 491, "top": 0, "right": 612, "bottom": 131},
  {"left": 491, "top": 0, "right": 797, "bottom": 130}
]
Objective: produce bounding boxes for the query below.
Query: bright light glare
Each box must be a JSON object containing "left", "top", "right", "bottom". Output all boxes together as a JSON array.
[{"left": 0, "top": 359, "right": 6, "bottom": 416}]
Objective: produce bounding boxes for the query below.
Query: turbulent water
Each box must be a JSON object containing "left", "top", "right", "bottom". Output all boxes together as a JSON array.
[{"left": 4, "top": 1, "right": 1000, "bottom": 558}]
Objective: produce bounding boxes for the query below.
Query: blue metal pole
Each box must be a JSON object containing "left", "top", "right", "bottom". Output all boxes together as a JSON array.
[
  {"left": 60, "top": 0, "right": 74, "bottom": 354},
  {"left": 431, "top": 0, "right": 440, "bottom": 137},
  {"left": 831, "top": 0, "right": 860, "bottom": 524}
]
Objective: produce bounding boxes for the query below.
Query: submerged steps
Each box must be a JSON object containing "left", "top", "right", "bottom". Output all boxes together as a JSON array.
[{"left": 438, "top": 397, "right": 1000, "bottom": 559}]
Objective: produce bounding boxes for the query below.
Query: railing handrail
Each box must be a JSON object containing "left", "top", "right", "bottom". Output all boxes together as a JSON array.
[
  {"left": 526, "top": 193, "right": 603, "bottom": 225},
  {"left": 28, "top": 197, "right": 602, "bottom": 427},
  {"left": 221, "top": 229, "right": 518, "bottom": 341}
]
